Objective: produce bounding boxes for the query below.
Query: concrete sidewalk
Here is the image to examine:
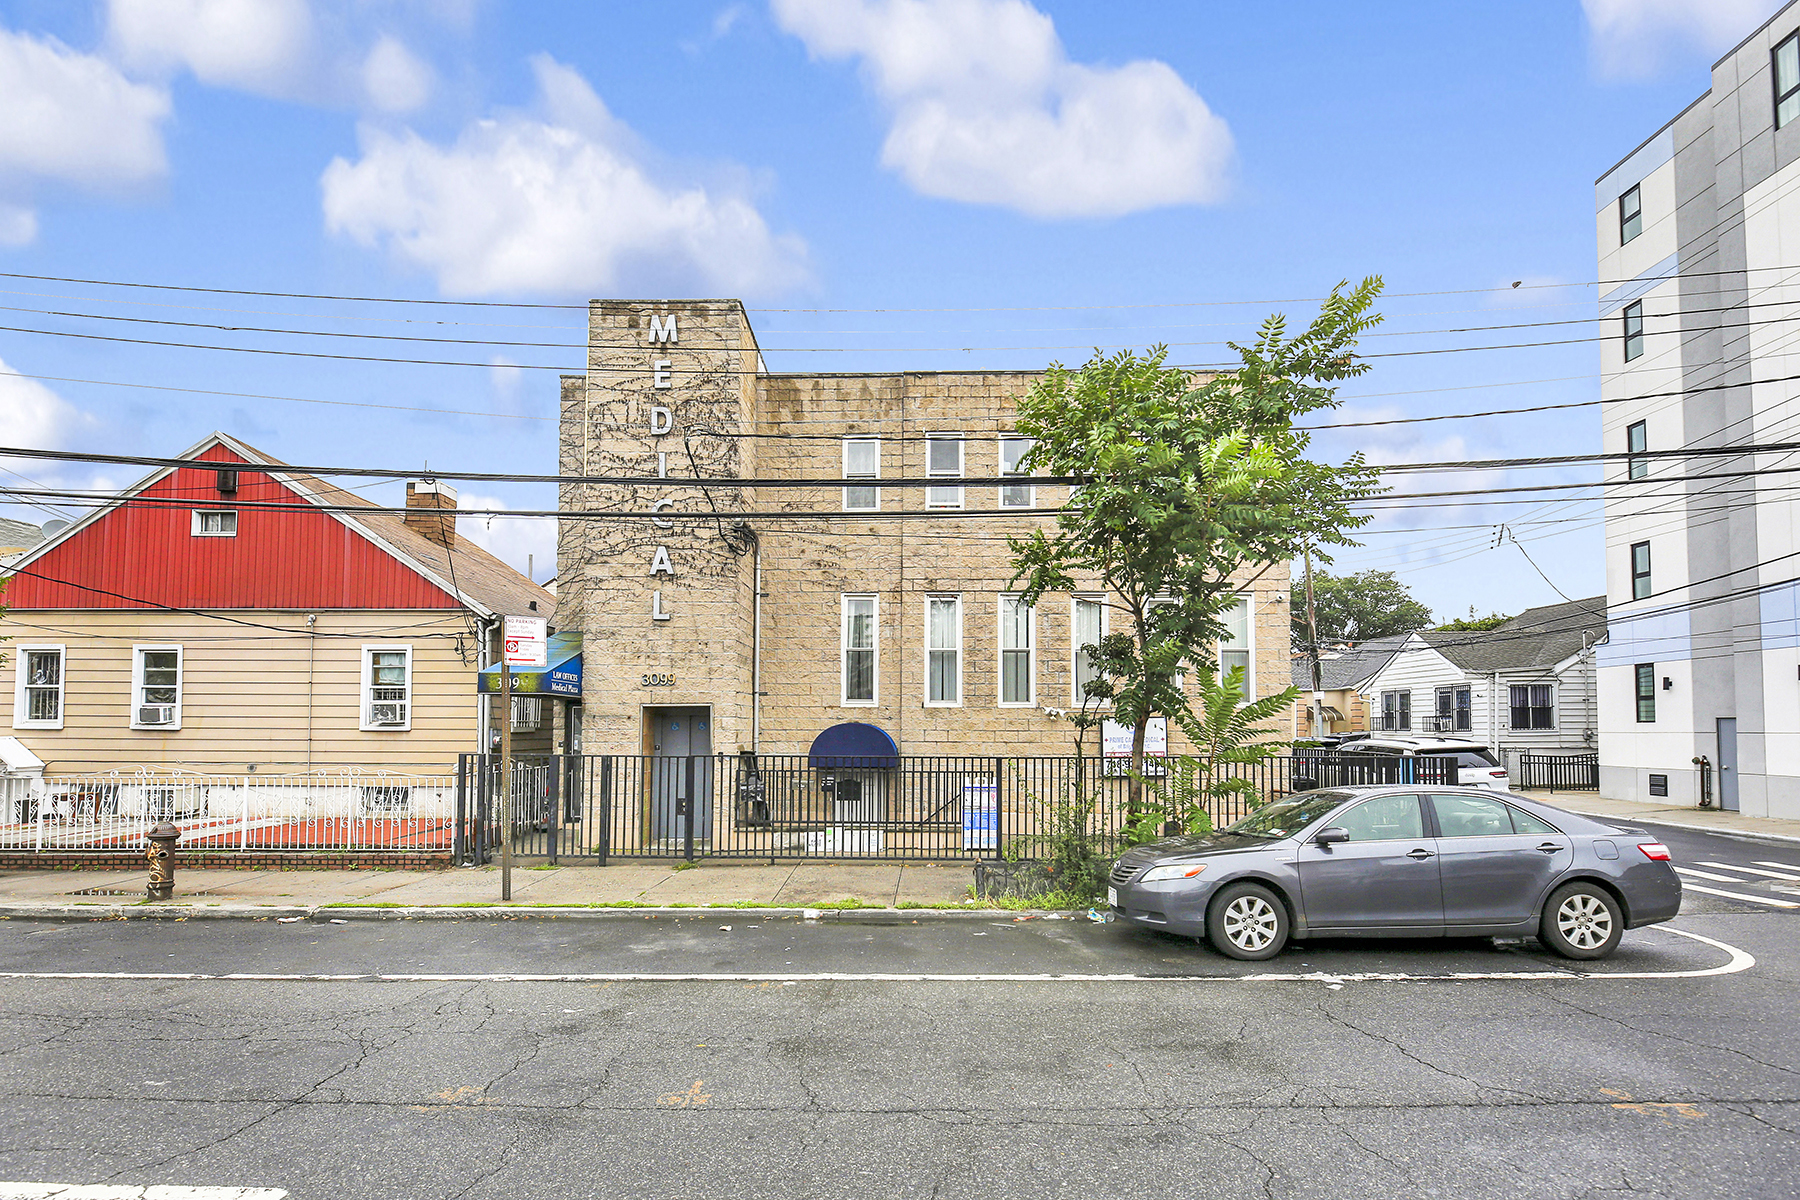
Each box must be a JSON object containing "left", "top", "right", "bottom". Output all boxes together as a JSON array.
[
  {"left": 0, "top": 858, "right": 987, "bottom": 920},
  {"left": 1520, "top": 789, "right": 1800, "bottom": 843}
]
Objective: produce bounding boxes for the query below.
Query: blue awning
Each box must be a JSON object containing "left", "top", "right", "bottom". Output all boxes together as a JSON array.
[
  {"left": 477, "top": 631, "right": 582, "bottom": 697},
  {"left": 807, "top": 722, "right": 900, "bottom": 770}
]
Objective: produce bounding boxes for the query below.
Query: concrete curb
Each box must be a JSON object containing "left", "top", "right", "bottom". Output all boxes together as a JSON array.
[
  {"left": 0, "top": 902, "right": 1090, "bottom": 923},
  {"left": 1568, "top": 809, "right": 1800, "bottom": 846}
]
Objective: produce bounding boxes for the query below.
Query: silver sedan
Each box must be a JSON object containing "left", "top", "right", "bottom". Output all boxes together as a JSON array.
[{"left": 1107, "top": 786, "right": 1682, "bottom": 960}]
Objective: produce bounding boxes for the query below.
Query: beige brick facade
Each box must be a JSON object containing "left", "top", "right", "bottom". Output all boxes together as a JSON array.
[{"left": 558, "top": 300, "right": 1292, "bottom": 760}]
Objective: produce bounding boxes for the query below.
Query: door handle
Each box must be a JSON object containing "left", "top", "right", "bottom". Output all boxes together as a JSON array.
[
  {"left": 1537, "top": 842, "right": 1563, "bottom": 854},
  {"left": 1407, "top": 848, "right": 1434, "bottom": 860}
]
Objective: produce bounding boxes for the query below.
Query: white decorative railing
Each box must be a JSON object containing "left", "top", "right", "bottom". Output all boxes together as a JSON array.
[{"left": 0, "top": 767, "right": 456, "bottom": 852}]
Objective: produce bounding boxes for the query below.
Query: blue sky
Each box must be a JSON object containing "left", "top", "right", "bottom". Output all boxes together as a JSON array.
[{"left": 0, "top": 0, "right": 1787, "bottom": 619}]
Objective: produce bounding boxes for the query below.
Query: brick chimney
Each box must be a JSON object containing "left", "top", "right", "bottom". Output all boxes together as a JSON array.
[{"left": 404, "top": 480, "right": 457, "bottom": 547}]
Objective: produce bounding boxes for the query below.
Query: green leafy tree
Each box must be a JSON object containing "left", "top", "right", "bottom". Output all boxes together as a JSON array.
[
  {"left": 1436, "top": 608, "right": 1510, "bottom": 632},
  {"left": 1008, "top": 278, "right": 1386, "bottom": 809},
  {"left": 1294, "top": 569, "right": 1435, "bottom": 644},
  {"left": 1167, "top": 666, "right": 1301, "bottom": 834}
]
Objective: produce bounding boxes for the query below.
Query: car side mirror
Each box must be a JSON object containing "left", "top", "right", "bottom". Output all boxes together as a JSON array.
[{"left": 1314, "top": 827, "right": 1351, "bottom": 846}]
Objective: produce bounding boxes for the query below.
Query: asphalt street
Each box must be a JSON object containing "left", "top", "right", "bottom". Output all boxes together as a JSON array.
[{"left": 1, "top": 824, "right": 1797, "bottom": 1200}]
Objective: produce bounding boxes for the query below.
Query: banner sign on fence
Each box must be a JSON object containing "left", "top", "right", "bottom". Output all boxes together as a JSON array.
[
  {"left": 503, "top": 615, "right": 548, "bottom": 669},
  {"left": 1102, "top": 718, "right": 1167, "bottom": 757},
  {"left": 961, "top": 776, "right": 998, "bottom": 850}
]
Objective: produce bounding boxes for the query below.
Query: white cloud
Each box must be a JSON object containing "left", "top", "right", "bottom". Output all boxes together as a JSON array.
[
  {"left": 320, "top": 55, "right": 809, "bottom": 296},
  {"left": 457, "top": 491, "right": 556, "bottom": 581},
  {"left": 0, "top": 29, "right": 168, "bottom": 245},
  {"left": 361, "top": 34, "right": 433, "bottom": 113},
  {"left": 0, "top": 359, "right": 90, "bottom": 449},
  {"left": 107, "top": 0, "right": 434, "bottom": 111},
  {"left": 108, "top": 0, "right": 315, "bottom": 95},
  {"left": 771, "top": 0, "right": 1232, "bottom": 218},
  {"left": 1583, "top": 0, "right": 1783, "bottom": 78}
]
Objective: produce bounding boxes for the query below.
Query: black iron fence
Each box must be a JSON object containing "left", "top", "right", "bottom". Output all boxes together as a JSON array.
[
  {"left": 453, "top": 751, "right": 1460, "bottom": 864},
  {"left": 1516, "top": 752, "right": 1600, "bottom": 791}
]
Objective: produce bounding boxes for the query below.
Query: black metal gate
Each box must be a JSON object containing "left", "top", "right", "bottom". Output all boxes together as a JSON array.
[
  {"left": 452, "top": 751, "right": 1460, "bottom": 864},
  {"left": 1515, "top": 752, "right": 1600, "bottom": 791}
]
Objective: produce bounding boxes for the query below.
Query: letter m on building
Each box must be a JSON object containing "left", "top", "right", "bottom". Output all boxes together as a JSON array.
[{"left": 648, "top": 314, "right": 678, "bottom": 344}]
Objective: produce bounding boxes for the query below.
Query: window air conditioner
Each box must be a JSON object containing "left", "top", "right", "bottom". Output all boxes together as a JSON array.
[
  {"left": 137, "top": 704, "right": 176, "bottom": 726},
  {"left": 370, "top": 703, "right": 407, "bottom": 726}
]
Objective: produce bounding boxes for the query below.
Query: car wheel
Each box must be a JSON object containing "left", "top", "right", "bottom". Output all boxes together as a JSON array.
[
  {"left": 1207, "top": 882, "right": 1290, "bottom": 961},
  {"left": 1540, "top": 882, "right": 1624, "bottom": 960}
]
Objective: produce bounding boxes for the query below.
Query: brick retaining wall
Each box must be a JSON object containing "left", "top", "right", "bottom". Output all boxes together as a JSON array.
[{"left": 0, "top": 851, "right": 453, "bottom": 871}]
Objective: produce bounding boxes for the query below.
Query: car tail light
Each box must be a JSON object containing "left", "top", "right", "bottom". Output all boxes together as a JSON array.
[
  {"left": 1637, "top": 841, "right": 1672, "bottom": 861},
  {"left": 1488, "top": 770, "right": 1507, "bottom": 777}
]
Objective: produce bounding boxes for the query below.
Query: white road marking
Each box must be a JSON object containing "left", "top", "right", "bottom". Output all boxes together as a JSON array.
[
  {"left": 1679, "top": 881, "right": 1800, "bottom": 909},
  {"left": 0, "top": 1187, "right": 285, "bottom": 1199},
  {"left": 0, "top": 928, "right": 1752, "bottom": 984},
  {"left": 1700, "top": 860, "right": 1800, "bottom": 882},
  {"left": 1755, "top": 860, "right": 1800, "bottom": 873},
  {"left": 1674, "top": 866, "right": 1751, "bottom": 883}
]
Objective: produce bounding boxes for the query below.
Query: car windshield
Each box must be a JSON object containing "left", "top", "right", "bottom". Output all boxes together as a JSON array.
[
  {"left": 1453, "top": 749, "right": 1499, "bottom": 768},
  {"left": 1223, "top": 791, "right": 1355, "bottom": 840}
]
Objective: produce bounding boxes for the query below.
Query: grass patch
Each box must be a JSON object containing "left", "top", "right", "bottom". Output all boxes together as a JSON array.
[
  {"left": 671, "top": 863, "right": 697, "bottom": 872},
  {"left": 324, "top": 902, "right": 404, "bottom": 909},
  {"left": 896, "top": 901, "right": 990, "bottom": 910},
  {"left": 980, "top": 892, "right": 1091, "bottom": 912},
  {"left": 528, "top": 863, "right": 560, "bottom": 871},
  {"left": 806, "top": 897, "right": 872, "bottom": 910}
]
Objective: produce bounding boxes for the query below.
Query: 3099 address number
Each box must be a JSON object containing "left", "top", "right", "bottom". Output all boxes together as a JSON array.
[{"left": 642, "top": 673, "right": 676, "bottom": 687}]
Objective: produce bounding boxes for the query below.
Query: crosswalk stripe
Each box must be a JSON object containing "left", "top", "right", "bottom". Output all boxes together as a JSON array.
[
  {"left": 1698, "top": 861, "right": 1800, "bottom": 882},
  {"left": 1756, "top": 861, "right": 1800, "bottom": 872},
  {"left": 1675, "top": 866, "right": 1752, "bottom": 883},
  {"left": 1679, "top": 881, "right": 1800, "bottom": 909}
]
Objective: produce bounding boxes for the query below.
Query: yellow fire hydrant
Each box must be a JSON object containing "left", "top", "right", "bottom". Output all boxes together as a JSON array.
[{"left": 145, "top": 820, "right": 179, "bottom": 901}]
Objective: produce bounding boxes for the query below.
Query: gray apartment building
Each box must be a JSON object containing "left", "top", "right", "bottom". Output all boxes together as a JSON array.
[{"left": 1594, "top": 1, "right": 1800, "bottom": 816}]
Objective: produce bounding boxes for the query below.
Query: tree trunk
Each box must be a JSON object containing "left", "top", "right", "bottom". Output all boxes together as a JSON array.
[{"left": 1128, "top": 713, "right": 1149, "bottom": 816}]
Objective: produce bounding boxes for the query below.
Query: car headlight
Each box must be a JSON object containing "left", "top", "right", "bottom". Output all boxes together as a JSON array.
[{"left": 1140, "top": 863, "right": 1208, "bottom": 883}]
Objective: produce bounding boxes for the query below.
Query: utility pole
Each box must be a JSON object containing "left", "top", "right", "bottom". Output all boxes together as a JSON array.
[{"left": 1302, "top": 545, "right": 1324, "bottom": 740}]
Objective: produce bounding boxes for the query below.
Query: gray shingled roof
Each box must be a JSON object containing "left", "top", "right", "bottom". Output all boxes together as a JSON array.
[
  {"left": 1290, "top": 634, "right": 1409, "bottom": 690},
  {"left": 1418, "top": 596, "right": 1606, "bottom": 674},
  {"left": 0, "top": 517, "right": 42, "bottom": 550}
]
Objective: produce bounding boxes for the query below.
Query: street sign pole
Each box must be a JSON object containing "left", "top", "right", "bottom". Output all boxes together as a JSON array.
[
  {"left": 497, "top": 613, "right": 547, "bottom": 904},
  {"left": 500, "top": 656, "right": 513, "bottom": 902}
]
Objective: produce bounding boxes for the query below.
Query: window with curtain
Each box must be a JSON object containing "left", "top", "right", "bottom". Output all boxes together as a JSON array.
[
  {"left": 1509, "top": 684, "right": 1554, "bottom": 730},
  {"left": 1073, "top": 597, "right": 1105, "bottom": 703},
  {"left": 927, "top": 596, "right": 960, "bottom": 704},
  {"left": 842, "top": 595, "right": 876, "bottom": 704},
  {"left": 926, "top": 435, "right": 963, "bottom": 509},
  {"left": 999, "top": 437, "right": 1035, "bottom": 508},
  {"left": 1218, "top": 595, "right": 1251, "bottom": 697},
  {"left": 842, "top": 438, "right": 879, "bottom": 511},
  {"left": 999, "top": 596, "right": 1033, "bottom": 704},
  {"left": 1635, "top": 664, "right": 1656, "bottom": 723}
]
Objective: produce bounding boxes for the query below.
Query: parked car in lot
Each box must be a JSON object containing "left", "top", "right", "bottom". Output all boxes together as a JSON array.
[
  {"left": 1107, "top": 786, "right": 1680, "bottom": 961},
  {"left": 1340, "top": 735, "right": 1512, "bottom": 791}
]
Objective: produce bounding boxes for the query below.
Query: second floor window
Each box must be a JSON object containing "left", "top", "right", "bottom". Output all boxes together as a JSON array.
[
  {"left": 842, "top": 438, "right": 879, "bottom": 511},
  {"left": 132, "top": 646, "right": 181, "bottom": 729},
  {"left": 1509, "top": 684, "right": 1554, "bottom": 730},
  {"left": 13, "top": 646, "right": 64, "bottom": 729},
  {"left": 1631, "top": 541, "right": 1652, "bottom": 599},
  {"left": 1623, "top": 301, "right": 1644, "bottom": 362},
  {"left": 1627, "top": 420, "right": 1648, "bottom": 480},
  {"left": 999, "top": 436, "right": 1035, "bottom": 508},
  {"left": 1778, "top": 30, "right": 1800, "bottom": 128},
  {"left": 192, "top": 509, "right": 238, "bottom": 536},
  {"left": 1619, "top": 184, "right": 1642, "bottom": 244},
  {"left": 1635, "top": 663, "right": 1657, "bottom": 723},
  {"left": 926, "top": 435, "right": 963, "bottom": 508}
]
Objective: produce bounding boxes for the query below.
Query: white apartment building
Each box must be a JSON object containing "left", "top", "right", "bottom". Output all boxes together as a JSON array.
[{"left": 1594, "top": 2, "right": 1800, "bottom": 816}]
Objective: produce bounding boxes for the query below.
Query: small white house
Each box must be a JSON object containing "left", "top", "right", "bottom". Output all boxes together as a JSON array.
[{"left": 1358, "top": 598, "right": 1606, "bottom": 768}]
